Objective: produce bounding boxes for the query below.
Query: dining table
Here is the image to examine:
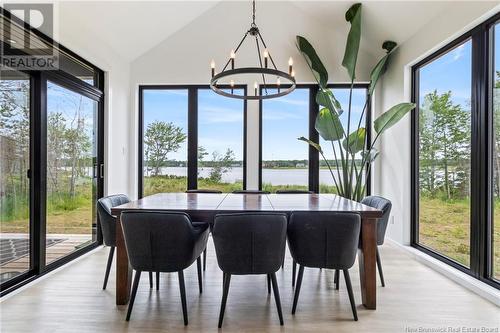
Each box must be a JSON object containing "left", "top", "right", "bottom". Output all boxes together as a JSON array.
[{"left": 110, "top": 192, "right": 383, "bottom": 309}]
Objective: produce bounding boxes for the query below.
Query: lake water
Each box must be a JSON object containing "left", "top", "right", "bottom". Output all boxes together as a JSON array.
[{"left": 151, "top": 167, "right": 340, "bottom": 186}]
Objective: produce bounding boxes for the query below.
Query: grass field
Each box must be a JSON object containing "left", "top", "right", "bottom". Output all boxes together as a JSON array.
[{"left": 1, "top": 175, "right": 499, "bottom": 279}]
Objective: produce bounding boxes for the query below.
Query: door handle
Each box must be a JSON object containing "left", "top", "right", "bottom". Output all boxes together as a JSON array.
[{"left": 100, "top": 163, "right": 104, "bottom": 179}]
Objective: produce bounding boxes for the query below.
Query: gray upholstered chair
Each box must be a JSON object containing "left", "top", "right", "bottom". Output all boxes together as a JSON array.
[
  {"left": 333, "top": 196, "right": 392, "bottom": 289},
  {"left": 96, "top": 194, "right": 130, "bottom": 290},
  {"left": 120, "top": 211, "right": 209, "bottom": 324},
  {"left": 288, "top": 212, "right": 361, "bottom": 321},
  {"left": 232, "top": 190, "right": 270, "bottom": 194},
  {"left": 212, "top": 213, "right": 287, "bottom": 328}
]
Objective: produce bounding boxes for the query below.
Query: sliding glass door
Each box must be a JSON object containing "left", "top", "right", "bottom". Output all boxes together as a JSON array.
[
  {"left": 45, "top": 81, "right": 99, "bottom": 264},
  {"left": 0, "top": 70, "right": 31, "bottom": 285}
]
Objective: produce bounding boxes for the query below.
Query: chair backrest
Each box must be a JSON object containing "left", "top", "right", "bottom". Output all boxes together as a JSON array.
[
  {"left": 120, "top": 211, "right": 205, "bottom": 272},
  {"left": 361, "top": 196, "right": 392, "bottom": 245},
  {"left": 275, "top": 190, "right": 313, "bottom": 194},
  {"left": 212, "top": 213, "right": 287, "bottom": 274},
  {"left": 186, "top": 189, "right": 223, "bottom": 194},
  {"left": 288, "top": 212, "right": 361, "bottom": 270},
  {"left": 232, "top": 190, "right": 270, "bottom": 194},
  {"left": 96, "top": 194, "right": 130, "bottom": 246}
]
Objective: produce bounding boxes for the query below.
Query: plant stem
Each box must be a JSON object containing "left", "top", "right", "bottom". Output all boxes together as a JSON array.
[{"left": 320, "top": 150, "right": 342, "bottom": 196}]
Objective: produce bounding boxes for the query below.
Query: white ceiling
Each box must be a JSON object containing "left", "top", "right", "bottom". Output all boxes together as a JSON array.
[{"left": 55, "top": 1, "right": 458, "bottom": 63}]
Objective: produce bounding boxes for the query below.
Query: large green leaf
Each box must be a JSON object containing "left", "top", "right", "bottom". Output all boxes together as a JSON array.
[
  {"left": 369, "top": 41, "right": 397, "bottom": 95},
  {"left": 374, "top": 103, "right": 416, "bottom": 134},
  {"left": 316, "top": 89, "right": 343, "bottom": 115},
  {"left": 342, "top": 3, "right": 362, "bottom": 81},
  {"left": 342, "top": 127, "right": 366, "bottom": 154},
  {"left": 315, "top": 108, "right": 344, "bottom": 141},
  {"left": 296, "top": 36, "right": 328, "bottom": 88},
  {"left": 298, "top": 136, "right": 323, "bottom": 153}
]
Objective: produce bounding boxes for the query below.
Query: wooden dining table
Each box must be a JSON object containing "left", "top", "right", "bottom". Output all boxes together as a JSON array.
[{"left": 111, "top": 192, "right": 383, "bottom": 309}]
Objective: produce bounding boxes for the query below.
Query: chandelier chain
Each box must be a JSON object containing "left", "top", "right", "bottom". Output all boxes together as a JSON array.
[{"left": 252, "top": 0, "right": 256, "bottom": 25}]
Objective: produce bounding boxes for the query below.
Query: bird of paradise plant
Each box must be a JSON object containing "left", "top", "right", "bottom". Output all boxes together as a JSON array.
[{"left": 296, "top": 3, "right": 415, "bottom": 202}]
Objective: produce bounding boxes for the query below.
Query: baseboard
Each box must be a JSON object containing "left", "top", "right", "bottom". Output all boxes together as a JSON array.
[{"left": 387, "top": 239, "right": 500, "bottom": 307}]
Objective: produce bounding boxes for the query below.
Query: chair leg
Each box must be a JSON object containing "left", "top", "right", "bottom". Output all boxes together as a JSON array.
[
  {"left": 197, "top": 256, "right": 203, "bottom": 294},
  {"left": 376, "top": 248, "right": 385, "bottom": 287},
  {"left": 156, "top": 272, "right": 160, "bottom": 290},
  {"left": 270, "top": 272, "right": 284, "bottom": 325},
  {"left": 203, "top": 247, "right": 207, "bottom": 271},
  {"left": 102, "top": 246, "right": 114, "bottom": 290},
  {"left": 292, "top": 260, "right": 297, "bottom": 287},
  {"left": 343, "top": 269, "right": 358, "bottom": 321},
  {"left": 218, "top": 273, "right": 231, "bottom": 328},
  {"left": 267, "top": 274, "right": 271, "bottom": 294},
  {"left": 334, "top": 269, "right": 340, "bottom": 290},
  {"left": 149, "top": 271, "right": 153, "bottom": 289},
  {"left": 126, "top": 270, "right": 141, "bottom": 321},
  {"left": 178, "top": 270, "right": 188, "bottom": 326},
  {"left": 291, "top": 265, "right": 304, "bottom": 314}
]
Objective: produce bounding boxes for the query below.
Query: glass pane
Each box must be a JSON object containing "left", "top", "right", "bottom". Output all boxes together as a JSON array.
[
  {"left": 320, "top": 87, "right": 367, "bottom": 194},
  {"left": 261, "top": 88, "right": 309, "bottom": 193},
  {"left": 46, "top": 81, "right": 97, "bottom": 264},
  {"left": 142, "top": 89, "right": 188, "bottom": 195},
  {"left": 492, "top": 23, "right": 500, "bottom": 280},
  {"left": 418, "top": 40, "right": 472, "bottom": 267},
  {"left": 0, "top": 70, "right": 30, "bottom": 283},
  {"left": 198, "top": 89, "right": 244, "bottom": 192}
]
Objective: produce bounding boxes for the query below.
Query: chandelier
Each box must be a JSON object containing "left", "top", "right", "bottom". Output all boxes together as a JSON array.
[{"left": 209, "top": 0, "right": 296, "bottom": 100}]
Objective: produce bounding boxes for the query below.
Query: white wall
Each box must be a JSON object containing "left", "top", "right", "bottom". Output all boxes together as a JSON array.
[
  {"left": 129, "top": 1, "right": 376, "bottom": 195},
  {"left": 375, "top": 2, "right": 500, "bottom": 244},
  {"left": 58, "top": 3, "right": 132, "bottom": 197}
]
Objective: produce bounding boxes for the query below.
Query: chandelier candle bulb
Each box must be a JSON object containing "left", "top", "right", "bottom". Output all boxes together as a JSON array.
[
  {"left": 210, "top": 60, "right": 215, "bottom": 77},
  {"left": 263, "top": 49, "right": 269, "bottom": 68},
  {"left": 277, "top": 77, "right": 281, "bottom": 93},
  {"left": 230, "top": 79, "right": 234, "bottom": 94},
  {"left": 288, "top": 57, "right": 293, "bottom": 75},
  {"left": 230, "top": 50, "right": 236, "bottom": 69},
  {"left": 254, "top": 82, "right": 258, "bottom": 95}
]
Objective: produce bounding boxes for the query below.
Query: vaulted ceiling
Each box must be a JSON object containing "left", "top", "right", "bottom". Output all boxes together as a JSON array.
[{"left": 54, "top": 0, "right": 455, "bottom": 65}]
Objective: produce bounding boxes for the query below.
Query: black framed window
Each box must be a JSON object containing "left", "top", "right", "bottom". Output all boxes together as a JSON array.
[
  {"left": 259, "top": 84, "right": 370, "bottom": 193},
  {"left": 0, "top": 9, "right": 104, "bottom": 295},
  {"left": 260, "top": 87, "right": 311, "bottom": 193},
  {"left": 138, "top": 85, "right": 247, "bottom": 197},
  {"left": 411, "top": 13, "right": 500, "bottom": 288}
]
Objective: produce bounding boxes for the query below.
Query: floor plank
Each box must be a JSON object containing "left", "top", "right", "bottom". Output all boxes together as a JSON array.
[{"left": 0, "top": 239, "right": 498, "bottom": 333}]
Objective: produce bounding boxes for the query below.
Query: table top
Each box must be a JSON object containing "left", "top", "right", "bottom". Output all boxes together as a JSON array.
[{"left": 111, "top": 193, "right": 383, "bottom": 218}]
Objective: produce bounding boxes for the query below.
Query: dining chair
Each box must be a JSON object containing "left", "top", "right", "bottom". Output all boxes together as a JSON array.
[
  {"left": 288, "top": 211, "right": 361, "bottom": 321},
  {"left": 184, "top": 189, "right": 220, "bottom": 271},
  {"left": 232, "top": 190, "right": 270, "bottom": 194},
  {"left": 96, "top": 194, "right": 131, "bottom": 290},
  {"left": 332, "top": 196, "right": 392, "bottom": 289},
  {"left": 212, "top": 212, "right": 287, "bottom": 328},
  {"left": 120, "top": 211, "right": 209, "bottom": 324}
]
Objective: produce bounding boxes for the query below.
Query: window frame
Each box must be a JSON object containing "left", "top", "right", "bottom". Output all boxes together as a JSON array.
[
  {"left": 411, "top": 12, "right": 500, "bottom": 289},
  {"left": 258, "top": 83, "right": 371, "bottom": 193},
  {"left": 0, "top": 8, "right": 105, "bottom": 295},
  {"left": 138, "top": 85, "right": 248, "bottom": 198}
]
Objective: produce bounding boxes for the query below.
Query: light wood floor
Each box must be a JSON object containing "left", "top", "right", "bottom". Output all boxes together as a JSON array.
[{"left": 1, "top": 240, "right": 499, "bottom": 333}]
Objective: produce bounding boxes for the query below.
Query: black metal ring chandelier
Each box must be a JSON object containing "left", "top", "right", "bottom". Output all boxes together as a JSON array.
[{"left": 209, "top": 0, "right": 296, "bottom": 100}]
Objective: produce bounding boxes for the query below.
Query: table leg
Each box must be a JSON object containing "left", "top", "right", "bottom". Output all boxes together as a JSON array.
[
  {"left": 116, "top": 213, "right": 132, "bottom": 305},
  {"left": 358, "top": 217, "right": 377, "bottom": 309}
]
